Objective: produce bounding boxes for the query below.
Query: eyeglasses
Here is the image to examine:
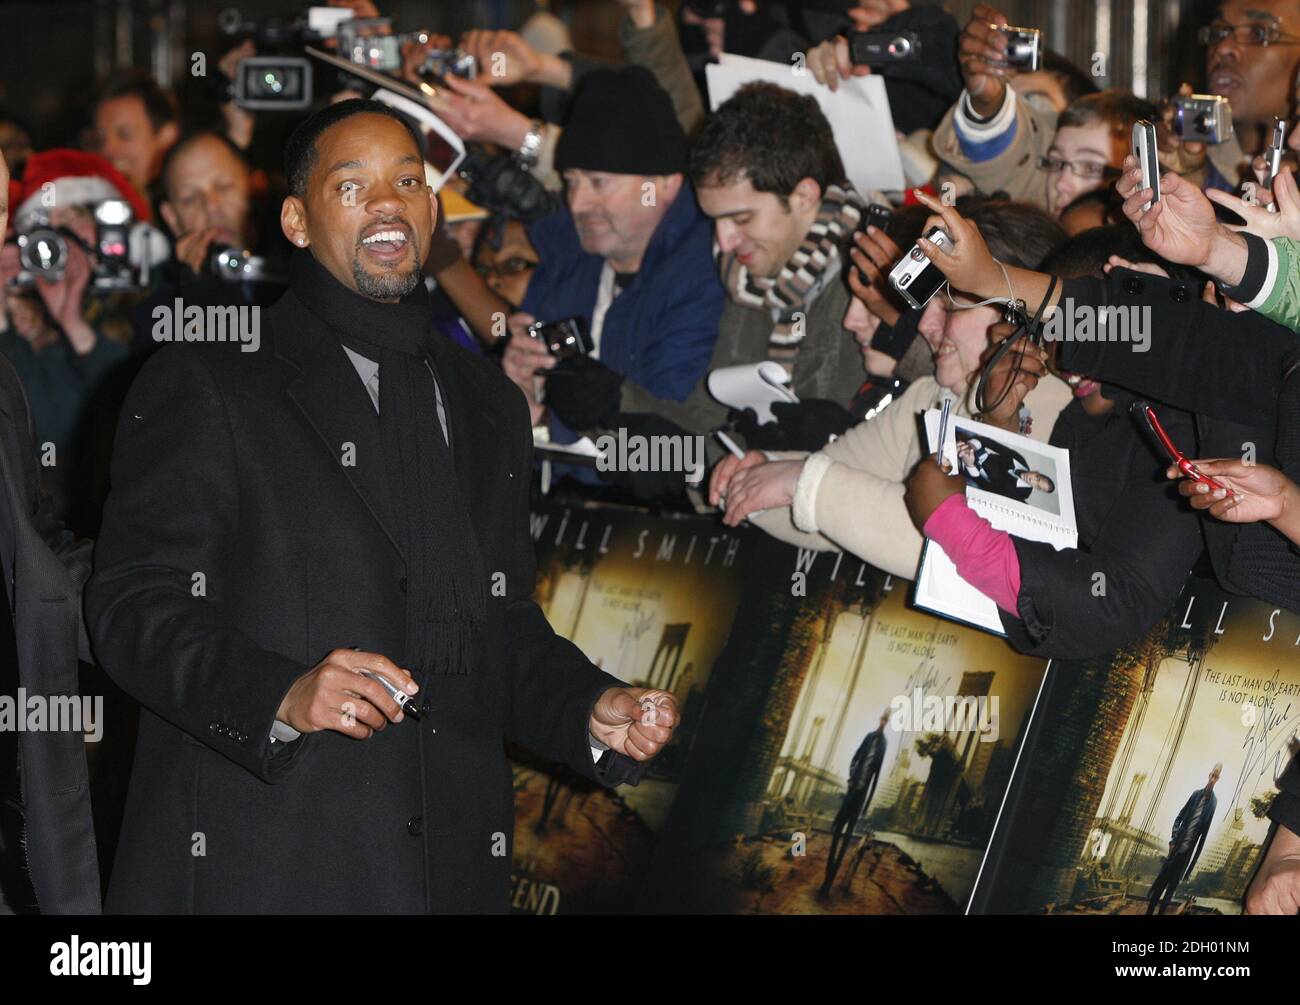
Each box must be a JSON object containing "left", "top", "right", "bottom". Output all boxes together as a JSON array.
[
  {"left": 1198, "top": 21, "right": 1300, "bottom": 47},
  {"left": 1037, "top": 156, "right": 1121, "bottom": 181},
  {"left": 474, "top": 256, "right": 538, "bottom": 279}
]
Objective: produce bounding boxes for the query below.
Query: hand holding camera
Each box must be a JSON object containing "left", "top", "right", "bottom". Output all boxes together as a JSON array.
[
  {"left": 909, "top": 189, "right": 1004, "bottom": 302},
  {"left": 33, "top": 239, "right": 97, "bottom": 356},
  {"left": 847, "top": 220, "right": 905, "bottom": 326},
  {"left": 1118, "top": 154, "right": 1236, "bottom": 275},
  {"left": 503, "top": 311, "right": 555, "bottom": 387},
  {"left": 957, "top": 5, "right": 1038, "bottom": 119},
  {"left": 458, "top": 29, "right": 547, "bottom": 88}
]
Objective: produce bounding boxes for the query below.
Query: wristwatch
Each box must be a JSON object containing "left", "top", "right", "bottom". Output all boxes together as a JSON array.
[{"left": 516, "top": 120, "right": 544, "bottom": 170}]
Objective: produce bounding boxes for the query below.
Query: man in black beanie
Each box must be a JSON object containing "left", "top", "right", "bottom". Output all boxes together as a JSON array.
[
  {"left": 86, "top": 99, "right": 678, "bottom": 913},
  {"left": 500, "top": 66, "right": 724, "bottom": 482}
]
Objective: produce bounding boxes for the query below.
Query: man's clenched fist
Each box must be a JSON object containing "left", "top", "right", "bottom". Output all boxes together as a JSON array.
[{"left": 589, "top": 688, "right": 678, "bottom": 762}]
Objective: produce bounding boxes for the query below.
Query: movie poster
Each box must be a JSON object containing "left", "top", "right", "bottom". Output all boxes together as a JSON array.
[
  {"left": 509, "top": 503, "right": 752, "bottom": 914},
  {"left": 636, "top": 535, "right": 1050, "bottom": 914},
  {"left": 974, "top": 575, "right": 1300, "bottom": 915}
]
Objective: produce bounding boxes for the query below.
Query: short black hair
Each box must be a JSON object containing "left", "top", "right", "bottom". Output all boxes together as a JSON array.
[
  {"left": 1041, "top": 50, "right": 1099, "bottom": 105},
  {"left": 1057, "top": 185, "right": 1126, "bottom": 227},
  {"left": 161, "top": 130, "right": 252, "bottom": 197},
  {"left": 97, "top": 69, "right": 179, "bottom": 132},
  {"left": 283, "top": 99, "right": 424, "bottom": 198},
  {"left": 689, "top": 82, "right": 846, "bottom": 199},
  {"left": 956, "top": 196, "right": 1066, "bottom": 271},
  {"left": 1039, "top": 223, "right": 1190, "bottom": 281}
]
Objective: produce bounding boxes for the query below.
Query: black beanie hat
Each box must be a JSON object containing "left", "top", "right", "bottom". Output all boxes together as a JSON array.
[{"left": 554, "top": 66, "right": 687, "bottom": 176}]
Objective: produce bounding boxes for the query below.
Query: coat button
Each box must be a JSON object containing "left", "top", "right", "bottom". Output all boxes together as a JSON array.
[
  {"left": 399, "top": 577, "right": 408, "bottom": 593},
  {"left": 1170, "top": 285, "right": 1189, "bottom": 302},
  {"left": 1123, "top": 276, "right": 1144, "bottom": 295},
  {"left": 209, "top": 722, "right": 218, "bottom": 732},
  {"left": 407, "top": 815, "right": 423, "bottom": 836}
]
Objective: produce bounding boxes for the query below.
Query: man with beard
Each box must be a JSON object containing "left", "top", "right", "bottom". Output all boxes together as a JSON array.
[{"left": 86, "top": 100, "right": 678, "bottom": 913}]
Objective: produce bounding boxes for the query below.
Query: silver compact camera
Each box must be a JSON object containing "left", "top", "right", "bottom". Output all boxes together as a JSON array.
[
  {"left": 888, "top": 227, "right": 952, "bottom": 310},
  {"left": 991, "top": 24, "right": 1041, "bottom": 72},
  {"left": 1171, "top": 94, "right": 1233, "bottom": 145}
]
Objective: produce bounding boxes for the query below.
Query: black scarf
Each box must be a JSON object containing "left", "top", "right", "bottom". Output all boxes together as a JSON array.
[{"left": 290, "top": 250, "right": 486, "bottom": 675}]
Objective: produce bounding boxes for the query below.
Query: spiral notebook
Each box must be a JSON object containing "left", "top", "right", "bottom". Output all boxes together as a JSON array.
[{"left": 912, "top": 411, "right": 1077, "bottom": 636}]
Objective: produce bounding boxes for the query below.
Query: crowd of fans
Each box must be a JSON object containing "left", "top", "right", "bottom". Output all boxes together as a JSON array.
[{"left": 6, "top": 0, "right": 1300, "bottom": 912}]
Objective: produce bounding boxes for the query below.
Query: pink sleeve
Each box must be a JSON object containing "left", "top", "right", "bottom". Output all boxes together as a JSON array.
[{"left": 923, "top": 494, "right": 1022, "bottom": 616}]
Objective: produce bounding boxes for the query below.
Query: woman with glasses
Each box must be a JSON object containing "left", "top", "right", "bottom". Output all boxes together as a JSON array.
[
  {"left": 708, "top": 198, "right": 1072, "bottom": 582},
  {"left": 898, "top": 193, "right": 1205, "bottom": 657}
]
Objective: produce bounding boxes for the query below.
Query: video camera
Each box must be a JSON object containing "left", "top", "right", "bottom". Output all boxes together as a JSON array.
[{"left": 215, "top": 6, "right": 476, "bottom": 110}]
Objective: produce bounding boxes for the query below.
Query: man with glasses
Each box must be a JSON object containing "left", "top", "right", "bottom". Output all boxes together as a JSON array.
[{"left": 1202, "top": 0, "right": 1300, "bottom": 173}]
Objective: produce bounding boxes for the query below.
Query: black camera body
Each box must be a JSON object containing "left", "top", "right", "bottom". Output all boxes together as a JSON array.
[
  {"left": 861, "top": 203, "right": 894, "bottom": 233},
  {"left": 219, "top": 7, "right": 464, "bottom": 109},
  {"left": 233, "top": 56, "right": 313, "bottom": 110},
  {"left": 848, "top": 30, "right": 922, "bottom": 65},
  {"left": 528, "top": 317, "right": 592, "bottom": 359},
  {"left": 9, "top": 198, "right": 143, "bottom": 290}
]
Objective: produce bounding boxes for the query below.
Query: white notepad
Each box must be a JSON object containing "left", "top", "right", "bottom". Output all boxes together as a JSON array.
[{"left": 913, "top": 411, "right": 1077, "bottom": 636}]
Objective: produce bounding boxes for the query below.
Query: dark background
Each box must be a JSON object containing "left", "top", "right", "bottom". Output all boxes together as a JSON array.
[{"left": 0, "top": 0, "right": 1223, "bottom": 150}]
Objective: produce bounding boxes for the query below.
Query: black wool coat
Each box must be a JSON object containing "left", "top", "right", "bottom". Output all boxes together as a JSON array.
[
  {"left": 86, "top": 287, "right": 636, "bottom": 913},
  {"left": 0, "top": 354, "right": 99, "bottom": 914}
]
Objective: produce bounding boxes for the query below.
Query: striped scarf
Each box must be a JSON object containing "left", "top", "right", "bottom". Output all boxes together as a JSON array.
[{"left": 719, "top": 182, "right": 866, "bottom": 373}]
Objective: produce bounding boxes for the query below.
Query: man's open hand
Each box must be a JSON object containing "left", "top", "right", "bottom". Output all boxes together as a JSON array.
[{"left": 589, "top": 687, "right": 678, "bottom": 762}]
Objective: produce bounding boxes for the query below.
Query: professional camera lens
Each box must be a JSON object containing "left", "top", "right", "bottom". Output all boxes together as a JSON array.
[
  {"left": 888, "top": 36, "right": 914, "bottom": 58},
  {"left": 246, "top": 64, "right": 305, "bottom": 101},
  {"left": 17, "top": 227, "right": 69, "bottom": 279}
]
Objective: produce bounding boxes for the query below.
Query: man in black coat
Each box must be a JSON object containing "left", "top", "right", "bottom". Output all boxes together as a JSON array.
[
  {"left": 0, "top": 150, "right": 101, "bottom": 914},
  {"left": 85, "top": 100, "right": 677, "bottom": 913},
  {"left": 1147, "top": 763, "right": 1219, "bottom": 914},
  {"left": 957, "top": 436, "right": 1055, "bottom": 503},
  {"left": 820, "top": 710, "right": 888, "bottom": 896}
]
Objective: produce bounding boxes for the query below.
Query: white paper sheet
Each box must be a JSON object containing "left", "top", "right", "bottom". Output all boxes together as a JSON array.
[{"left": 705, "top": 53, "right": 906, "bottom": 193}]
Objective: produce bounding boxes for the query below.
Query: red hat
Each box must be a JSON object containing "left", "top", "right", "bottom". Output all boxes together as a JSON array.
[{"left": 13, "top": 149, "right": 151, "bottom": 230}]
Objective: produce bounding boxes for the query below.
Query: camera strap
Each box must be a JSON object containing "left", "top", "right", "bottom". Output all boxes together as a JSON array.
[{"left": 973, "top": 272, "right": 1058, "bottom": 417}]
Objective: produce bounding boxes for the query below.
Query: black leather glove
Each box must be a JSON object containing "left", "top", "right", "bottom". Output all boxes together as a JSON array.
[
  {"left": 601, "top": 413, "right": 693, "bottom": 502},
  {"left": 732, "top": 406, "right": 792, "bottom": 451},
  {"left": 769, "top": 399, "right": 856, "bottom": 451},
  {"left": 542, "top": 354, "right": 624, "bottom": 431}
]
